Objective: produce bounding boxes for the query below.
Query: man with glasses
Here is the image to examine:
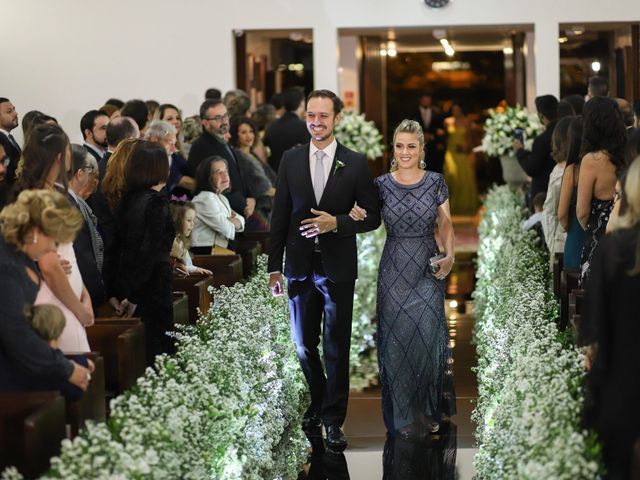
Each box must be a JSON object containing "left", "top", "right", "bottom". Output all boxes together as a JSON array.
[{"left": 187, "top": 99, "right": 254, "bottom": 218}]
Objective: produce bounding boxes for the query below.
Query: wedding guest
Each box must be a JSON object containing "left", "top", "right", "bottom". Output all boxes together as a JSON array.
[
  {"left": 205, "top": 88, "right": 222, "bottom": 100},
  {"left": 581, "top": 155, "right": 640, "bottom": 480},
  {"left": 577, "top": 97, "right": 626, "bottom": 284},
  {"left": 99, "top": 103, "right": 120, "bottom": 119},
  {"left": 587, "top": 75, "right": 609, "bottom": 99},
  {"left": 252, "top": 103, "right": 277, "bottom": 163},
  {"left": 157, "top": 103, "right": 186, "bottom": 157},
  {"left": 542, "top": 116, "right": 572, "bottom": 269},
  {"left": 15, "top": 124, "right": 94, "bottom": 352},
  {"left": 0, "top": 189, "right": 92, "bottom": 395},
  {"left": 115, "top": 141, "right": 175, "bottom": 365},
  {"left": 120, "top": 99, "right": 149, "bottom": 136},
  {"left": 100, "top": 116, "right": 139, "bottom": 180},
  {"left": 0, "top": 97, "right": 20, "bottom": 187},
  {"left": 607, "top": 129, "right": 640, "bottom": 233},
  {"left": 181, "top": 115, "right": 202, "bottom": 157},
  {"left": 513, "top": 95, "right": 559, "bottom": 209},
  {"left": 191, "top": 156, "right": 244, "bottom": 255},
  {"left": 145, "top": 120, "right": 194, "bottom": 195},
  {"left": 557, "top": 116, "right": 586, "bottom": 268},
  {"left": 557, "top": 100, "right": 575, "bottom": 119},
  {"left": 227, "top": 94, "right": 252, "bottom": 121},
  {"left": 145, "top": 100, "right": 159, "bottom": 123},
  {"left": 169, "top": 201, "right": 212, "bottom": 275},
  {"left": 80, "top": 110, "right": 109, "bottom": 163},
  {"left": 563, "top": 94, "right": 585, "bottom": 115},
  {"left": 522, "top": 192, "right": 547, "bottom": 248},
  {"left": 269, "top": 92, "right": 285, "bottom": 118}
]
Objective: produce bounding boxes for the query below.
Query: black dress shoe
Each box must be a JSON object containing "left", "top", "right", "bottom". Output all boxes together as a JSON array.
[{"left": 325, "top": 424, "right": 347, "bottom": 451}]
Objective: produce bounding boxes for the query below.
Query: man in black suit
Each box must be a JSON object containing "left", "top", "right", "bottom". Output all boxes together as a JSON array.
[
  {"left": 267, "top": 90, "right": 381, "bottom": 451},
  {"left": 0, "top": 97, "right": 21, "bottom": 187},
  {"left": 69, "top": 145, "right": 105, "bottom": 311},
  {"left": 99, "top": 116, "right": 139, "bottom": 180},
  {"left": 264, "top": 87, "right": 310, "bottom": 172},
  {"left": 513, "top": 94, "right": 559, "bottom": 210},
  {"left": 81, "top": 110, "right": 109, "bottom": 164},
  {"left": 411, "top": 94, "right": 446, "bottom": 173},
  {"left": 187, "top": 99, "right": 255, "bottom": 217}
]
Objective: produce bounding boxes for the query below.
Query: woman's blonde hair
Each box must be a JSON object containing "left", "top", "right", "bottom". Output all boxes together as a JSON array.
[
  {"left": 391, "top": 119, "right": 425, "bottom": 172},
  {"left": 617, "top": 156, "right": 640, "bottom": 274},
  {"left": 0, "top": 189, "right": 83, "bottom": 246},
  {"left": 26, "top": 304, "right": 66, "bottom": 341},
  {"left": 101, "top": 138, "right": 143, "bottom": 210}
]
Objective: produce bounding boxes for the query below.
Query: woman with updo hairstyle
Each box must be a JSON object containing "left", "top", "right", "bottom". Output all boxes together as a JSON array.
[
  {"left": 350, "top": 119, "right": 456, "bottom": 437},
  {"left": 15, "top": 124, "right": 95, "bottom": 352},
  {"left": 581, "top": 155, "right": 640, "bottom": 479},
  {"left": 0, "top": 189, "right": 93, "bottom": 395},
  {"left": 114, "top": 140, "right": 175, "bottom": 365}
]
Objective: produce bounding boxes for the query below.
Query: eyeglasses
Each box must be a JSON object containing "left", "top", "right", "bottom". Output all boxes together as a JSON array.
[{"left": 205, "top": 113, "right": 229, "bottom": 122}]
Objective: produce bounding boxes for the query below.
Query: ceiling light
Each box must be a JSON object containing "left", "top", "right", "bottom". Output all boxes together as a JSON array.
[
  {"left": 503, "top": 47, "right": 514, "bottom": 55},
  {"left": 558, "top": 36, "right": 568, "bottom": 44},
  {"left": 379, "top": 49, "right": 388, "bottom": 56},
  {"left": 387, "top": 48, "right": 397, "bottom": 57},
  {"left": 591, "top": 61, "right": 601, "bottom": 72}
]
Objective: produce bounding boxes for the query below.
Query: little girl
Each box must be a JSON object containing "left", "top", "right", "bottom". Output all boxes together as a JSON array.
[{"left": 170, "top": 201, "right": 213, "bottom": 276}]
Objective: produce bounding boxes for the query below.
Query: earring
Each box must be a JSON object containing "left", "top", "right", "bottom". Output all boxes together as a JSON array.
[
  {"left": 391, "top": 158, "right": 398, "bottom": 169},
  {"left": 419, "top": 159, "right": 426, "bottom": 170}
]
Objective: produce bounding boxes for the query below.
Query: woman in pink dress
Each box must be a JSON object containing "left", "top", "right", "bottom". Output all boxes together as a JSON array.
[{"left": 14, "top": 124, "right": 94, "bottom": 352}]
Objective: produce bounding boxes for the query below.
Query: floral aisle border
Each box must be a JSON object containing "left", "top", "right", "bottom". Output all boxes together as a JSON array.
[
  {"left": 472, "top": 185, "right": 601, "bottom": 478},
  {"left": 2, "top": 257, "right": 307, "bottom": 480}
]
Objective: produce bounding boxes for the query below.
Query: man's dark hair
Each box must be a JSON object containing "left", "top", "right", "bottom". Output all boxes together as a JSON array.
[
  {"left": 535, "top": 95, "right": 559, "bottom": 121},
  {"left": 562, "top": 94, "right": 585, "bottom": 115},
  {"left": 0, "top": 97, "right": 9, "bottom": 104},
  {"left": 106, "top": 116, "right": 138, "bottom": 148},
  {"left": 199, "top": 99, "right": 224, "bottom": 120},
  {"left": 105, "top": 98, "right": 125, "bottom": 109},
  {"left": 283, "top": 88, "right": 305, "bottom": 112},
  {"left": 205, "top": 88, "right": 222, "bottom": 100},
  {"left": 270, "top": 92, "right": 284, "bottom": 110},
  {"left": 306, "top": 89, "right": 343, "bottom": 116},
  {"left": 121, "top": 99, "right": 149, "bottom": 131},
  {"left": 124, "top": 141, "right": 169, "bottom": 191},
  {"left": 80, "top": 110, "right": 108, "bottom": 140},
  {"left": 557, "top": 100, "right": 575, "bottom": 119},
  {"left": 588, "top": 76, "right": 609, "bottom": 97},
  {"left": 70, "top": 144, "right": 93, "bottom": 178},
  {"left": 194, "top": 155, "right": 227, "bottom": 195}
]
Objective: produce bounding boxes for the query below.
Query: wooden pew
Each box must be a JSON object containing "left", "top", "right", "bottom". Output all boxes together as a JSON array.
[
  {"left": 235, "top": 239, "right": 262, "bottom": 278},
  {"left": 86, "top": 318, "right": 146, "bottom": 396},
  {"left": 172, "top": 292, "right": 190, "bottom": 326},
  {"left": 242, "top": 231, "right": 270, "bottom": 253},
  {"left": 559, "top": 267, "right": 580, "bottom": 330},
  {"left": 0, "top": 392, "right": 66, "bottom": 479},
  {"left": 172, "top": 275, "right": 215, "bottom": 323},
  {"left": 64, "top": 352, "right": 106, "bottom": 437},
  {"left": 568, "top": 289, "right": 584, "bottom": 326},
  {"left": 553, "top": 252, "right": 564, "bottom": 298},
  {"left": 191, "top": 254, "right": 243, "bottom": 288}
]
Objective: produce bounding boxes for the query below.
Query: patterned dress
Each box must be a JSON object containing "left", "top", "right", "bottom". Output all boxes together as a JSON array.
[
  {"left": 375, "top": 172, "right": 456, "bottom": 435},
  {"left": 580, "top": 198, "right": 614, "bottom": 286}
]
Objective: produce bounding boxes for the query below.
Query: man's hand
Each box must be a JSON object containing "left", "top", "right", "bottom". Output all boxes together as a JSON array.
[
  {"left": 244, "top": 197, "right": 256, "bottom": 218},
  {"left": 512, "top": 139, "right": 524, "bottom": 152},
  {"left": 299, "top": 209, "right": 337, "bottom": 238},
  {"left": 120, "top": 299, "right": 137, "bottom": 318},
  {"left": 108, "top": 297, "right": 124, "bottom": 316},
  {"left": 268, "top": 273, "right": 284, "bottom": 297},
  {"left": 68, "top": 361, "right": 92, "bottom": 391}
]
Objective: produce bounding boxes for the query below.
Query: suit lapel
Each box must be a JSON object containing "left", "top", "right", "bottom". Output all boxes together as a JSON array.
[{"left": 299, "top": 144, "right": 317, "bottom": 206}]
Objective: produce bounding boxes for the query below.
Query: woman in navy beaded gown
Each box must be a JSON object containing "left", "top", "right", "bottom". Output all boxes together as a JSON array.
[{"left": 351, "top": 119, "right": 456, "bottom": 437}]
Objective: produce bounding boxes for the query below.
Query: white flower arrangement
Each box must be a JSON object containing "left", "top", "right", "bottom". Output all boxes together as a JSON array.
[
  {"left": 2, "top": 257, "right": 307, "bottom": 480},
  {"left": 480, "top": 106, "right": 544, "bottom": 157},
  {"left": 334, "top": 111, "right": 384, "bottom": 160},
  {"left": 472, "top": 185, "right": 603, "bottom": 479}
]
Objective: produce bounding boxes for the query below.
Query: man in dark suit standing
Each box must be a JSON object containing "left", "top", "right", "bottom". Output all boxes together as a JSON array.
[
  {"left": 267, "top": 90, "right": 381, "bottom": 451},
  {"left": 411, "top": 94, "right": 446, "bottom": 173},
  {"left": 98, "top": 116, "right": 139, "bottom": 181},
  {"left": 81, "top": 110, "right": 109, "bottom": 164},
  {"left": 0, "top": 97, "right": 21, "bottom": 188},
  {"left": 263, "top": 87, "right": 310, "bottom": 172},
  {"left": 187, "top": 99, "right": 255, "bottom": 218}
]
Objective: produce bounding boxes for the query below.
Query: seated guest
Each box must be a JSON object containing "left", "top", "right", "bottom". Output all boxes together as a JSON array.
[
  {"left": 542, "top": 116, "right": 571, "bottom": 269},
  {"left": 145, "top": 120, "right": 195, "bottom": 195},
  {"left": 191, "top": 156, "right": 244, "bottom": 255},
  {"left": 80, "top": 110, "right": 109, "bottom": 163},
  {"left": 0, "top": 189, "right": 92, "bottom": 395},
  {"left": 120, "top": 99, "right": 149, "bottom": 136},
  {"left": 115, "top": 141, "right": 176, "bottom": 365},
  {"left": 170, "top": 201, "right": 212, "bottom": 276},
  {"left": 230, "top": 117, "right": 275, "bottom": 230},
  {"left": 522, "top": 192, "right": 547, "bottom": 249},
  {"left": 581, "top": 155, "right": 640, "bottom": 480},
  {"left": 100, "top": 115, "right": 139, "bottom": 180},
  {"left": 15, "top": 124, "right": 94, "bottom": 353},
  {"left": 69, "top": 145, "right": 105, "bottom": 311}
]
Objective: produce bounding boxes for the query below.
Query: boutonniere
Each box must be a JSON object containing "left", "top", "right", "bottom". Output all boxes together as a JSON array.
[{"left": 333, "top": 159, "right": 346, "bottom": 176}]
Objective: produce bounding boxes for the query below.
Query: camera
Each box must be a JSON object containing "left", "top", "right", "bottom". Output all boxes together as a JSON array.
[{"left": 514, "top": 128, "right": 524, "bottom": 142}]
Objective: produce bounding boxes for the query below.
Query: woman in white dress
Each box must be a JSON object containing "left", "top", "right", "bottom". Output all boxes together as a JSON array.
[{"left": 191, "top": 156, "right": 245, "bottom": 254}]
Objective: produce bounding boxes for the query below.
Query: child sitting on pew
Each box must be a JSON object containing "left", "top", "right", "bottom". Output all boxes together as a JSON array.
[
  {"left": 27, "top": 304, "right": 92, "bottom": 401},
  {"left": 170, "top": 201, "right": 213, "bottom": 276}
]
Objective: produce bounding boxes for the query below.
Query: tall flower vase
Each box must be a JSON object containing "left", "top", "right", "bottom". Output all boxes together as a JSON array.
[{"left": 500, "top": 155, "right": 530, "bottom": 190}]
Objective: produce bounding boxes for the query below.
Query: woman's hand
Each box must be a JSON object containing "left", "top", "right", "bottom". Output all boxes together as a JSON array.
[
  {"left": 108, "top": 297, "right": 124, "bottom": 316},
  {"left": 196, "top": 267, "right": 213, "bottom": 276},
  {"left": 229, "top": 216, "right": 243, "bottom": 231},
  {"left": 433, "top": 255, "right": 454, "bottom": 280},
  {"left": 68, "top": 361, "right": 92, "bottom": 391},
  {"left": 120, "top": 299, "right": 137, "bottom": 318},
  {"left": 349, "top": 203, "right": 367, "bottom": 222},
  {"left": 79, "top": 287, "right": 94, "bottom": 326},
  {"left": 58, "top": 255, "right": 72, "bottom": 275}
]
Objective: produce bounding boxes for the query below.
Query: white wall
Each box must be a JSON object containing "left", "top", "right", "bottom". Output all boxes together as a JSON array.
[{"left": 2, "top": 0, "right": 639, "bottom": 143}]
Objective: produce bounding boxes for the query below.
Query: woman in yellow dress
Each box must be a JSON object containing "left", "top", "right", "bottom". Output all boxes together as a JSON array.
[{"left": 443, "top": 104, "right": 479, "bottom": 215}]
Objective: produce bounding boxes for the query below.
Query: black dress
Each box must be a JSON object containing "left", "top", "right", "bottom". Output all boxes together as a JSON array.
[
  {"left": 376, "top": 172, "right": 456, "bottom": 435},
  {"left": 0, "top": 236, "right": 74, "bottom": 392},
  {"left": 582, "top": 225, "right": 640, "bottom": 479},
  {"left": 115, "top": 189, "right": 176, "bottom": 365},
  {"left": 580, "top": 197, "right": 614, "bottom": 285}
]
